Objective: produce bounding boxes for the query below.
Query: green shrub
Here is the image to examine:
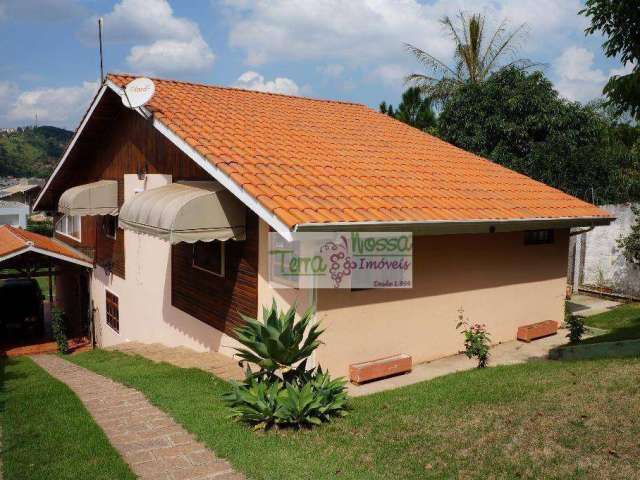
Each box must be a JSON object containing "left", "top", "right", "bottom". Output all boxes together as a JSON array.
[
  {"left": 457, "top": 312, "right": 491, "bottom": 368},
  {"left": 51, "top": 307, "right": 69, "bottom": 354},
  {"left": 223, "top": 301, "right": 348, "bottom": 430},
  {"left": 565, "top": 314, "right": 586, "bottom": 344},
  {"left": 27, "top": 218, "right": 54, "bottom": 237}
]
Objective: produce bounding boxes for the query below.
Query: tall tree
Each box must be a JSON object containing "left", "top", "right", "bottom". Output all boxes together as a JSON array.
[
  {"left": 438, "top": 67, "right": 640, "bottom": 204},
  {"left": 405, "top": 11, "right": 536, "bottom": 102},
  {"left": 581, "top": 0, "right": 640, "bottom": 120},
  {"left": 380, "top": 87, "right": 436, "bottom": 131}
]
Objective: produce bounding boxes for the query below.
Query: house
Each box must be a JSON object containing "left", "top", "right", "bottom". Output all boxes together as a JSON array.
[
  {"left": 0, "top": 180, "right": 43, "bottom": 212},
  {"left": 0, "top": 200, "right": 29, "bottom": 228},
  {"left": 33, "top": 74, "right": 613, "bottom": 376}
]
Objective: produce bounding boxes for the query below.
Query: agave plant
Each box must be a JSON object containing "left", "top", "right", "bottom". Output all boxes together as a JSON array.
[
  {"left": 223, "top": 367, "right": 348, "bottom": 430},
  {"left": 224, "top": 300, "right": 348, "bottom": 430},
  {"left": 234, "top": 300, "right": 323, "bottom": 373},
  {"left": 223, "top": 372, "right": 283, "bottom": 430}
]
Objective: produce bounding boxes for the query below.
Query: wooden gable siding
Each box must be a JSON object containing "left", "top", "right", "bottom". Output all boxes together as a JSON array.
[
  {"left": 51, "top": 90, "right": 209, "bottom": 279},
  {"left": 50, "top": 89, "right": 257, "bottom": 332},
  {"left": 171, "top": 213, "right": 259, "bottom": 336}
]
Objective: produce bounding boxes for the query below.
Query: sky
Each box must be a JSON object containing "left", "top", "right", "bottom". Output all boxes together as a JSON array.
[{"left": 0, "top": 0, "right": 633, "bottom": 130}]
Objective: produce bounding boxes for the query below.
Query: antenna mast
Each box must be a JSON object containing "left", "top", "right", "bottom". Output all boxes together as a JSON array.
[{"left": 98, "top": 17, "right": 104, "bottom": 83}]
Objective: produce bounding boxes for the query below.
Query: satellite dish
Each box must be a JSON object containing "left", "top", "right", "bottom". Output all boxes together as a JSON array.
[{"left": 121, "top": 77, "right": 155, "bottom": 108}]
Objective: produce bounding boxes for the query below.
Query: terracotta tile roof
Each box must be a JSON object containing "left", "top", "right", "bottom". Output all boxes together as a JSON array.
[
  {"left": 0, "top": 225, "right": 90, "bottom": 264},
  {"left": 108, "top": 74, "right": 611, "bottom": 229}
]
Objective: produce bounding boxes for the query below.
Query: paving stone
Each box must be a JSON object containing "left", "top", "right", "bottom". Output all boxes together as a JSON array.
[
  {"left": 110, "top": 342, "right": 244, "bottom": 380},
  {"left": 31, "top": 354, "right": 245, "bottom": 480}
]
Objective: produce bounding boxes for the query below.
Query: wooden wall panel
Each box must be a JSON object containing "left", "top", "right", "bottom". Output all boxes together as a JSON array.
[
  {"left": 46, "top": 89, "right": 255, "bottom": 330},
  {"left": 171, "top": 213, "right": 259, "bottom": 335}
]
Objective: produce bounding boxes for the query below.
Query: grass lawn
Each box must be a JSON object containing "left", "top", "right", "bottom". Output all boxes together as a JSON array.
[
  {"left": 70, "top": 350, "right": 640, "bottom": 480},
  {"left": 0, "top": 356, "right": 135, "bottom": 480},
  {"left": 581, "top": 303, "right": 640, "bottom": 345}
]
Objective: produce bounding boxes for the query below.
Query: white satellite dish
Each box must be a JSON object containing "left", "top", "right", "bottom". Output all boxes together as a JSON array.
[{"left": 121, "top": 77, "right": 155, "bottom": 108}]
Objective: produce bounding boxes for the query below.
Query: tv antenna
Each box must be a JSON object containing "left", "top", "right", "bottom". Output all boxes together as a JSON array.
[{"left": 98, "top": 17, "right": 104, "bottom": 83}]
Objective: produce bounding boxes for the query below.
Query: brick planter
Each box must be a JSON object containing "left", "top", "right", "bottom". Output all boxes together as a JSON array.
[
  {"left": 517, "top": 320, "right": 559, "bottom": 343},
  {"left": 349, "top": 354, "right": 412, "bottom": 384}
]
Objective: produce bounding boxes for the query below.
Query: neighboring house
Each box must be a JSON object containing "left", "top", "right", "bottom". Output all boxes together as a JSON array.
[
  {"left": 570, "top": 203, "right": 640, "bottom": 299},
  {"left": 33, "top": 74, "right": 612, "bottom": 376},
  {"left": 0, "top": 200, "right": 29, "bottom": 228},
  {"left": 0, "top": 180, "right": 43, "bottom": 212}
]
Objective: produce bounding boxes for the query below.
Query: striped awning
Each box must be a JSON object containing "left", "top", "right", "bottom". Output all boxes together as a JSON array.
[
  {"left": 58, "top": 180, "right": 118, "bottom": 216},
  {"left": 118, "top": 181, "right": 246, "bottom": 244}
]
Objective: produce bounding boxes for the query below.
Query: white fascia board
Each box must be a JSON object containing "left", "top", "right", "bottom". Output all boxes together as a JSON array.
[
  {"left": 0, "top": 247, "right": 30, "bottom": 264},
  {"left": 33, "top": 84, "right": 109, "bottom": 211},
  {"left": 30, "top": 247, "right": 94, "bottom": 269},
  {"left": 105, "top": 80, "right": 294, "bottom": 241}
]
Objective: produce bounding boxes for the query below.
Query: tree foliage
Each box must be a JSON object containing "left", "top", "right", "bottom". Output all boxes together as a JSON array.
[
  {"left": 379, "top": 87, "right": 436, "bottom": 131},
  {"left": 581, "top": 0, "right": 640, "bottom": 120},
  {"left": 617, "top": 204, "right": 640, "bottom": 266},
  {"left": 405, "top": 11, "right": 536, "bottom": 102},
  {"left": 438, "top": 67, "right": 640, "bottom": 204},
  {"left": 0, "top": 126, "right": 72, "bottom": 178}
]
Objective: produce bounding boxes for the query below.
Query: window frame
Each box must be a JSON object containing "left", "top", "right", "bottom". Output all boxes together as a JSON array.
[
  {"left": 524, "top": 229, "right": 555, "bottom": 246},
  {"left": 55, "top": 214, "right": 82, "bottom": 242},
  {"left": 192, "top": 241, "right": 225, "bottom": 277},
  {"left": 105, "top": 289, "right": 120, "bottom": 333},
  {"left": 102, "top": 215, "right": 118, "bottom": 240}
]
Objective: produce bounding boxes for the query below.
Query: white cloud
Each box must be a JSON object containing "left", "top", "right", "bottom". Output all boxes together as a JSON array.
[
  {"left": 127, "top": 38, "right": 215, "bottom": 75},
  {"left": 222, "top": 0, "right": 590, "bottom": 89},
  {"left": 226, "top": 0, "right": 451, "bottom": 67},
  {"left": 372, "top": 64, "right": 408, "bottom": 87},
  {"left": 234, "top": 71, "right": 301, "bottom": 95},
  {"left": 553, "top": 46, "right": 609, "bottom": 102},
  {"left": 93, "top": 0, "right": 198, "bottom": 43},
  {"left": 87, "top": 0, "right": 215, "bottom": 75},
  {"left": 0, "top": 82, "right": 19, "bottom": 109},
  {"left": 4, "top": 81, "right": 98, "bottom": 127}
]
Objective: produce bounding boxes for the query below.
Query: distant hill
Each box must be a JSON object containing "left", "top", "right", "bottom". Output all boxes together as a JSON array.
[{"left": 0, "top": 126, "right": 72, "bottom": 178}]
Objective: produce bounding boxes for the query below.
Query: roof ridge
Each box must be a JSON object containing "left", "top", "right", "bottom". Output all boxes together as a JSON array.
[{"left": 107, "top": 72, "right": 366, "bottom": 107}]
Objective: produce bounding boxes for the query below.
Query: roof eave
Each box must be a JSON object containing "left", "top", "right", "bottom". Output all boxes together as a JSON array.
[{"left": 293, "top": 216, "right": 615, "bottom": 236}]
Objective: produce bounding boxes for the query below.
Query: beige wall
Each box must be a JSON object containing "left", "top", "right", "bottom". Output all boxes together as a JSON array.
[
  {"left": 92, "top": 174, "right": 242, "bottom": 356},
  {"left": 314, "top": 230, "right": 570, "bottom": 376},
  {"left": 92, "top": 199, "right": 569, "bottom": 379}
]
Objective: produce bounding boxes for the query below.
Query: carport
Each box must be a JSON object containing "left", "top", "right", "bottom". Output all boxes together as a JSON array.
[{"left": 0, "top": 225, "right": 93, "bottom": 355}]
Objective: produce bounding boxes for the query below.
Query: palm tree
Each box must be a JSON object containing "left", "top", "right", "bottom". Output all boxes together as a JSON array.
[{"left": 405, "top": 12, "right": 536, "bottom": 102}]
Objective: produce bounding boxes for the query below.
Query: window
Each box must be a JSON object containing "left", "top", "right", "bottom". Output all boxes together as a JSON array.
[
  {"left": 55, "top": 215, "right": 81, "bottom": 241},
  {"left": 103, "top": 215, "right": 118, "bottom": 240},
  {"left": 105, "top": 290, "right": 119, "bottom": 333},
  {"left": 525, "top": 229, "right": 554, "bottom": 245},
  {"left": 193, "top": 241, "right": 225, "bottom": 276}
]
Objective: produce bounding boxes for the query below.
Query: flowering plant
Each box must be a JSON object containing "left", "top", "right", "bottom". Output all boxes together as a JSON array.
[{"left": 457, "top": 310, "right": 491, "bottom": 368}]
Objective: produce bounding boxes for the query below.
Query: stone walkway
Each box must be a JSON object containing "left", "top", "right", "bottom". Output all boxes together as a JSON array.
[
  {"left": 31, "top": 354, "right": 244, "bottom": 480},
  {"left": 567, "top": 293, "right": 623, "bottom": 317},
  {"left": 108, "top": 342, "right": 244, "bottom": 381}
]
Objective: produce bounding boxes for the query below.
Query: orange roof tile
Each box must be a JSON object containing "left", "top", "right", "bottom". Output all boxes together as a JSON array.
[
  {"left": 0, "top": 225, "right": 91, "bottom": 265},
  {"left": 106, "top": 73, "right": 610, "bottom": 229}
]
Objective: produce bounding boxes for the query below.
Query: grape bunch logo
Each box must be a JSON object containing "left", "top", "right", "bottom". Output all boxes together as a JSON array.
[{"left": 268, "top": 232, "right": 413, "bottom": 289}]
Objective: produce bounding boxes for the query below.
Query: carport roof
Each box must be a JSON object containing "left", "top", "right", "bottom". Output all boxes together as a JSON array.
[{"left": 0, "top": 225, "right": 93, "bottom": 268}]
